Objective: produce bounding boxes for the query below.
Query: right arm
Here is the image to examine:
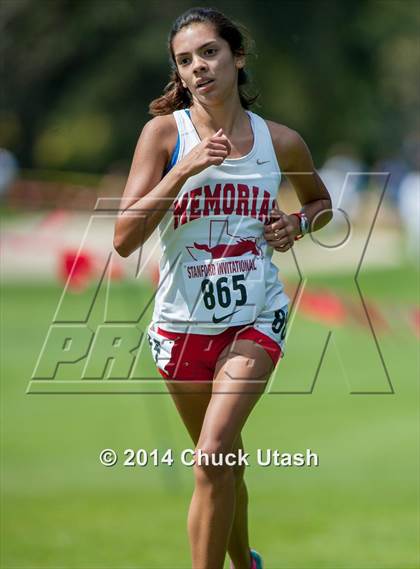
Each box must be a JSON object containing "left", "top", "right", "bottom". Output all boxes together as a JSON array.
[{"left": 113, "top": 116, "right": 230, "bottom": 258}]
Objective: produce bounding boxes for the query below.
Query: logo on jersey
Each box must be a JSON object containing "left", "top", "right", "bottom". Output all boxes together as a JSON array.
[
  {"left": 173, "top": 182, "right": 276, "bottom": 230},
  {"left": 193, "top": 237, "right": 262, "bottom": 259},
  {"left": 212, "top": 309, "right": 240, "bottom": 324},
  {"left": 185, "top": 219, "right": 264, "bottom": 263}
]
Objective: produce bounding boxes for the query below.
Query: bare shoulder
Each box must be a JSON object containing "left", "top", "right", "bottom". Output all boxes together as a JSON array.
[
  {"left": 266, "top": 120, "right": 313, "bottom": 172},
  {"left": 266, "top": 121, "right": 306, "bottom": 151},
  {"left": 142, "top": 114, "right": 177, "bottom": 137},
  {"left": 139, "top": 114, "right": 178, "bottom": 159}
]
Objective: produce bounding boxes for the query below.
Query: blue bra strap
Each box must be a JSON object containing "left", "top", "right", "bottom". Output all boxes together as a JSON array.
[{"left": 164, "top": 133, "right": 180, "bottom": 174}]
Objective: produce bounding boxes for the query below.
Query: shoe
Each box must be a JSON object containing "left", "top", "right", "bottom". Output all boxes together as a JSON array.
[
  {"left": 250, "top": 549, "right": 263, "bottom": 569},
  {"left": 230, "top": 549, "right": 263, "bottom": 569}
]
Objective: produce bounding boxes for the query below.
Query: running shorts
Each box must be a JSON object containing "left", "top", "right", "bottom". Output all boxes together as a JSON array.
[{"left": 147, "top": 305, "right": 288, "bottom": 381}]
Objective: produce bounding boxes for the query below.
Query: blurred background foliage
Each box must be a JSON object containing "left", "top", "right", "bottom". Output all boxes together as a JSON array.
[{"left": 1, "top": 0, "right": 419, "bottom": 173}]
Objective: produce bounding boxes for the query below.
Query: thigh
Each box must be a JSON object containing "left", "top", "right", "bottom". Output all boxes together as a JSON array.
[
  {"left": 165, "top": 379, "right": 246, "bottom": 464},
  {"left": 197, "top": 339, "right": 274, "bottom": 451},
  {"left": 165, "top": 380, "right": 212, "bottom": 444}
]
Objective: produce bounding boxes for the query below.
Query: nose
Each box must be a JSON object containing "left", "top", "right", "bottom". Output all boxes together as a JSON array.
[{"left": 192, "top": 55, "right": 208, "bottom": 74}]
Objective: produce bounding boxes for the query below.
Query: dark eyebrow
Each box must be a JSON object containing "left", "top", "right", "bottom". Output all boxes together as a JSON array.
[{"left": 175, "top": 40, "right": 218, "bottom": 58}]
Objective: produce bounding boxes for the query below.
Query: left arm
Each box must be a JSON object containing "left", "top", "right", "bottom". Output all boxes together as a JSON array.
[{"left": 264, "top": 122, "right": 332, "bottom": 251}]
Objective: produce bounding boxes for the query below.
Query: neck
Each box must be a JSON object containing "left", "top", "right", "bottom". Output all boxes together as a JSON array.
[{"left": 190, "top": 93, "right": 248, "bottom": 137}]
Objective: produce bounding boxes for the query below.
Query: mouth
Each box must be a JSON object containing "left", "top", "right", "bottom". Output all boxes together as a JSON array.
[{"left": 196, "top": 78, "right": 214, "bottom": 90}]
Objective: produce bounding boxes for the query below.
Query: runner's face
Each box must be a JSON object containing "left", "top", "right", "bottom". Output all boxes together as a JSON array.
[{"left": 172, "top": 23, "right": 244, "bottom": 105}]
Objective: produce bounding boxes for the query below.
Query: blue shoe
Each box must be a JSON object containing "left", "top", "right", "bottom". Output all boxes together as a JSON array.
[
  {"left": 230, "top": 548, "right": 263, "bottom": 569},
  {"left": 250, "top": 549, "right": 263, "bottom": 569}
]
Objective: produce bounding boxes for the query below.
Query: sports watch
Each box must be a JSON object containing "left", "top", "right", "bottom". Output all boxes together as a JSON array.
[{"left": 291, "top": 211, "right": 309, "bottom": 241}]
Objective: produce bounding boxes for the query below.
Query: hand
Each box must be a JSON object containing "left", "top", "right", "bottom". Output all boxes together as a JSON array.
[
  {"left": 177, "top": 128, "right": 231, "bottom": 177},
  {"left": 264, "top": 206, "right": 300, "bottom": 252}
]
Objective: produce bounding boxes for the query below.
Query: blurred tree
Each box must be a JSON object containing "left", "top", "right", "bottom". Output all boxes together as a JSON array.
[{"left": 1, "top": 0, "right": 418, "bottom": 172}]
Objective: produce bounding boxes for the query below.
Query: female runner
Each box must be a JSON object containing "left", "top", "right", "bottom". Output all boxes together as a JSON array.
[{"left": 114, "top": 8, "right": 331, "bottom": 569}]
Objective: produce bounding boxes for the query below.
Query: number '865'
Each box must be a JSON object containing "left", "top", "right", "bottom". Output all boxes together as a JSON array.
[{"left": 201, "top": 276, "right": 247, "bottom": 310}]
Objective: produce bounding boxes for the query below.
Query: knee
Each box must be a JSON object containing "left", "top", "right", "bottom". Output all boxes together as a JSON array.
[{"left": 193, "top": 441, "right": 235, "bottom": 485}]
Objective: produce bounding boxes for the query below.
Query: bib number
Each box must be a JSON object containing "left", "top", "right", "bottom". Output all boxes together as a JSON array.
[
  {"left": 201, "top": 275, "right": 247, "bottom": 310},
  {"left": 182, "top": 255, "right": 265, "bottom": 326}
]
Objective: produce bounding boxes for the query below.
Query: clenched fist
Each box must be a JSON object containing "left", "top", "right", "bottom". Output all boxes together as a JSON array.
[
  {"left": 178, "top": 128, "right": 231, "bottom": 177},
  {"left": 264, "top": 205, "right": 300, "bottom": 252}
]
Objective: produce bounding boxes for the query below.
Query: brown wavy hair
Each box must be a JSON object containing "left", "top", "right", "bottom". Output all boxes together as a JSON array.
[{"left": 149, "top": 7, "right": 258, "bottom": 116}]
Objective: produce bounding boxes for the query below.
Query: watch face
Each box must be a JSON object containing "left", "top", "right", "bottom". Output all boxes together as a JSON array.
[{"left": 300, "top": 213, "right": 309, "bottom": 234}]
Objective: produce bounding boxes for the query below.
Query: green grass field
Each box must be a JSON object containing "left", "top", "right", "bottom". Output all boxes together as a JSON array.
[{"left": 1, "top": 266, "right": 419, "bottom": 568}]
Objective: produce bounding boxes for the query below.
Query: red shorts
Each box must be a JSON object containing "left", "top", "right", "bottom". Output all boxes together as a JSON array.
[{"left": 149, "top": 324, "right": 282, "bottom": 382}]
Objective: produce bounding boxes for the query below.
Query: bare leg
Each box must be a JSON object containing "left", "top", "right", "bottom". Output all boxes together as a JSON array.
[
  {"left": 187, "top": 339, "right": 273, "bottom": 569},
  {"left": 165, "top": 382, "right": 250, "bottom": 567},
  {"left": 188, "top": 452, "right": 236, "bottom": 569},
  {"left": 228, "top": 471, "right": 251, "bottom": 569}
]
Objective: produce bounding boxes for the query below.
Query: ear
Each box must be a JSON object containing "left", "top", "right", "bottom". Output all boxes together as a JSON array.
[{"left": 235, "top": 54, "right": 246, "bottom": 70}]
